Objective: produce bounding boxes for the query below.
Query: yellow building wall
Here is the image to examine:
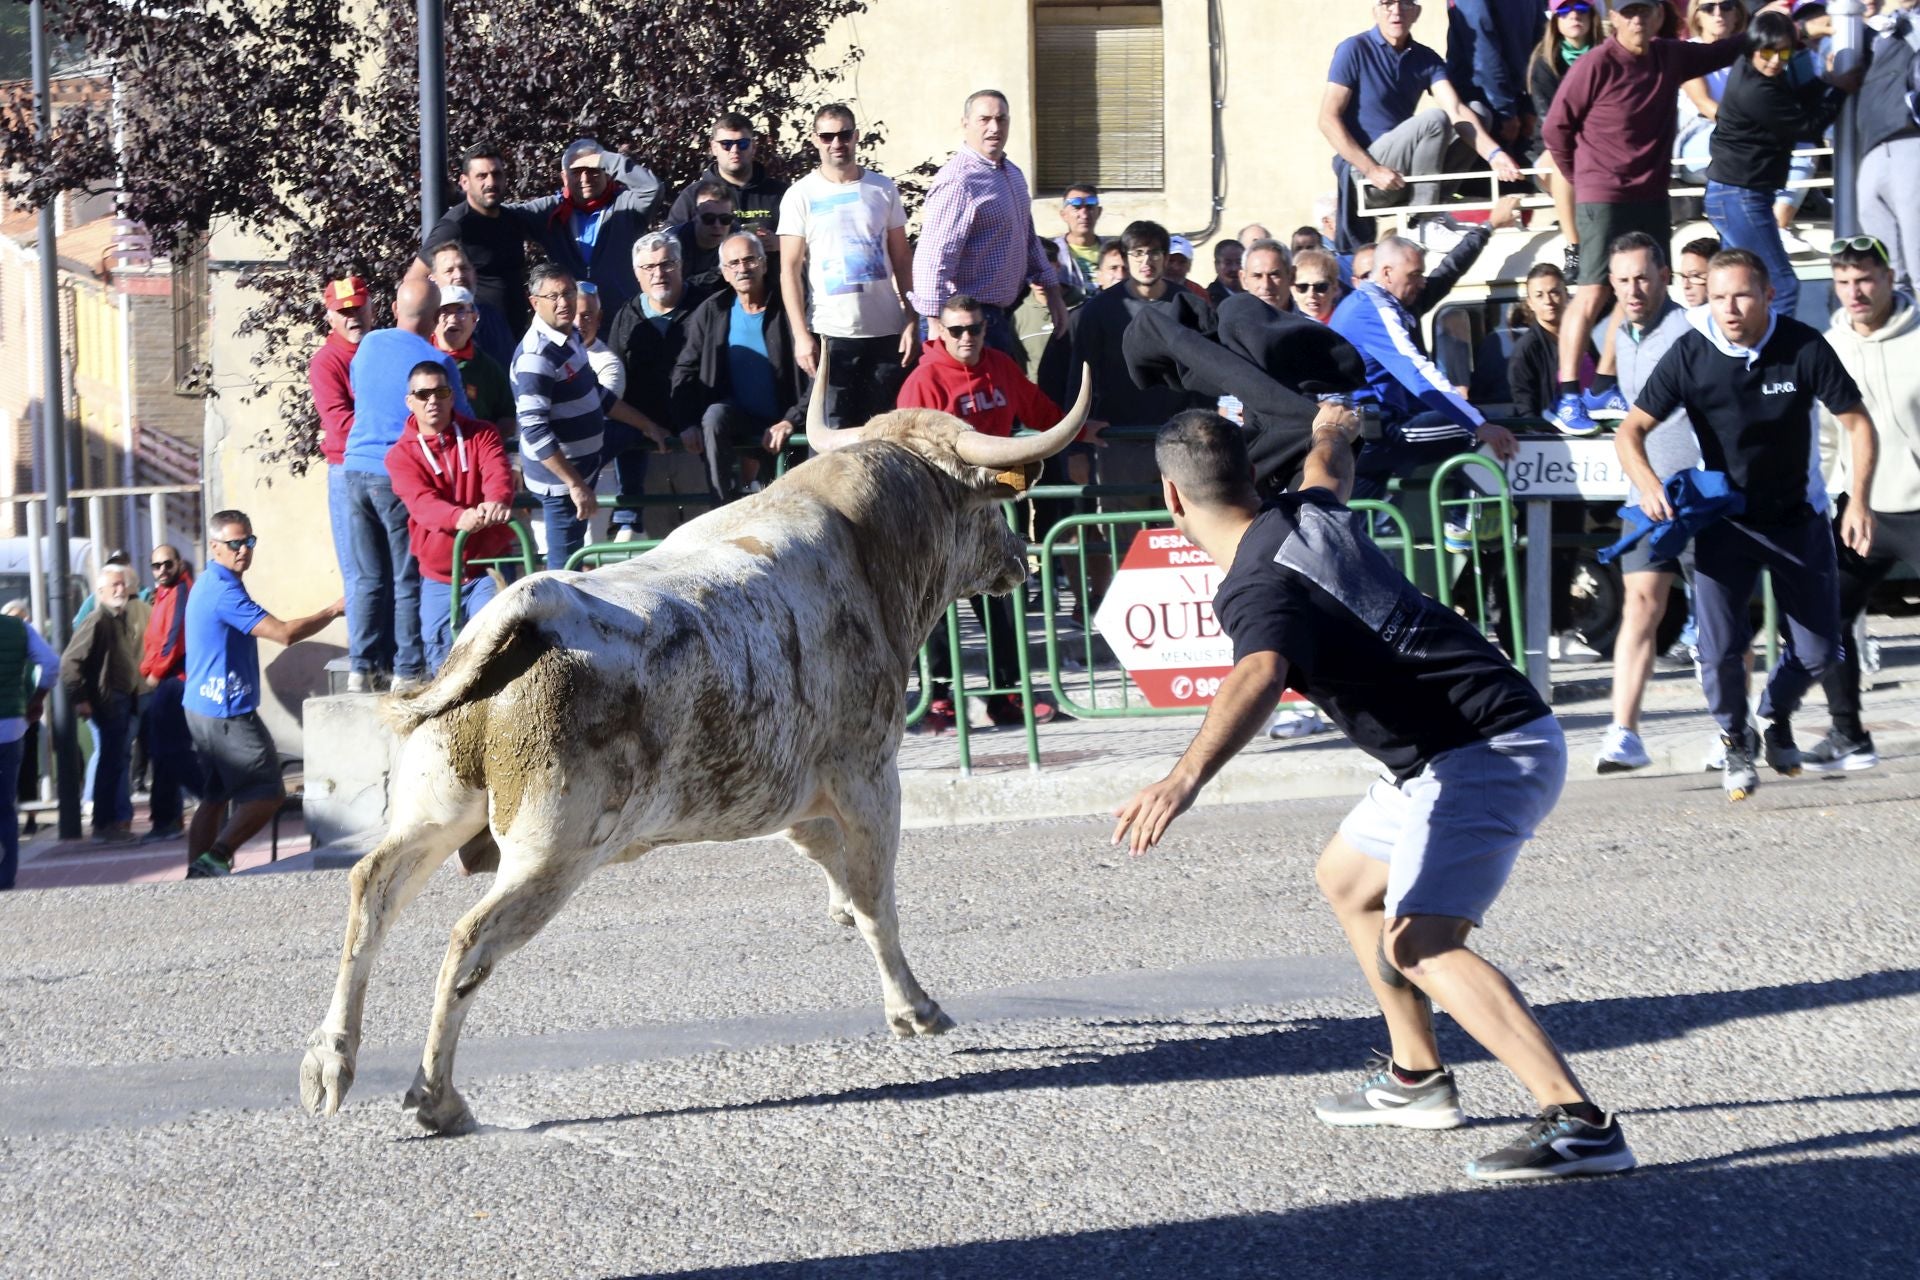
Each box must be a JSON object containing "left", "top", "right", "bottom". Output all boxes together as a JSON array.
[
  {"left": 814, "top": 0, "right": 1378, "bottom": 268},
  {"left": 204, "top": 219, "right": 347, "bottom": 753}
]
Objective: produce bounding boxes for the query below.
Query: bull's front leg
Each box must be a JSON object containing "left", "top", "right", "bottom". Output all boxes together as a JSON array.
[
  {"left": 785, "top": 817, "right": 856, "bottom": 928},
  {"left": 831, "top": 772, "right": 954, "bottom": 1038}
]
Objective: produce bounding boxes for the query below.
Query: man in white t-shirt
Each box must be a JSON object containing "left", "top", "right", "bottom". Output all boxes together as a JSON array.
[{"left": 777, "top": 102, "right": 918, "bottom": 427}]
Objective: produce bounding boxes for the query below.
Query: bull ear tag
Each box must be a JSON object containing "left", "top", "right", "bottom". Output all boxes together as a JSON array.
[{"left": 994, "top": 469, "right": 1029, "bottom": 491}]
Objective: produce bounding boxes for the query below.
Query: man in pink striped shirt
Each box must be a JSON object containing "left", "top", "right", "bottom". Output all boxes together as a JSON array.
[{"left": 911, "top": 89, "right": 1068, "bottom": 370}]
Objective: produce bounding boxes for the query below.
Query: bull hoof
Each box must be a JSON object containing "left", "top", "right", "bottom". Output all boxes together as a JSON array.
[
  {"left": 889, "top": 1003, "right": 957, "bottom": 1039},
  {"left": 298, "top": 1028, "right": 356, "bottom": 1117},
  {"left": 828, "top": 900, "right": 856, "bottom": 928},
  {"left": 403, "top": 1069, "right": 476, "bottom": 1135}
]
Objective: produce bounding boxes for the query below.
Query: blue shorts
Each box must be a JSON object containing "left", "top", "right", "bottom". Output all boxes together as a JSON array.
[{"left": 1337, "top": 714, "right": 1566, "bottom": 925}]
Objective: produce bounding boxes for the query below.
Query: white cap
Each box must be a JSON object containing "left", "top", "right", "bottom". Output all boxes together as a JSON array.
[
  {"left": 1168, "top": 235, "right": 1196, "bottom": 259},
  {"left": 438, "top": 285, "right": 475, "bottom": 308}
]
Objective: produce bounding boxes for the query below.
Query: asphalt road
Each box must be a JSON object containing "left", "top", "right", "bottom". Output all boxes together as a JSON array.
[{"left": 3, "top": 757, "right": 1916, "bottom": 1278}]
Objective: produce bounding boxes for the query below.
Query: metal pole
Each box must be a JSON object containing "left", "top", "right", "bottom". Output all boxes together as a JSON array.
[
  {"left": 31, "top": 0, "right": 82, "bottom": 839},
  {"left": 417, "top": 0, "right": 447, "bottom": 238},
  {"left": 25, "top": 501, "right": 46, "bottom": 632},
  {"left": 1524, "top": 500, "right": 1553, "bottom": 701},
  {"left": 147, "top": 492, "right": 165, "bottom": 561},
  {"left": 1830, "top": 0, "right": 1866, "bottom": 238}
]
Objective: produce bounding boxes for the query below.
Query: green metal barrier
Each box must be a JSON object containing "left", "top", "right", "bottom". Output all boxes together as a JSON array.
[
  {"left": 446, "top": 522, "right": 541, "bottom": 631},
  {"left": 1424, "top": 453, "right": 1526, "bottom": 671}
]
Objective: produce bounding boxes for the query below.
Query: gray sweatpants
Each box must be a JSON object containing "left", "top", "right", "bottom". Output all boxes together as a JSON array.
[
  {"left": 1366, "top": 108, "right": 1478, "bottom": 215},
  {"left": 1859, "top": 136, "right": 1920, "bottom": 295}
]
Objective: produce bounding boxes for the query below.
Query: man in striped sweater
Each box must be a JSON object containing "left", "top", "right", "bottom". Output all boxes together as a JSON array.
[{"left": 513, "top": 263, "right": 669, "bottom": 569}]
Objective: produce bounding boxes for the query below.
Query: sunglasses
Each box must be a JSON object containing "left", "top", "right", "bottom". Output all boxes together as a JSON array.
[
  {"left": 816, "top": 128, "right": 855, "bottom": 144},
  {"left": 151, "top": 558, "right": 176, "bottom": 570},
  {"left": 217, "top": 536, "right": 258, "bottom": 553},
  {"left": 1553, "top": 1, "right": 1593, "bottom": 12},
  {"left": 943, "top": 321, "right": 986, "bottom": 338},
  {"left": 715, "top": 137, "right": 754, "bottom": 151},
  {"left": 408, "top": 386, "right": 453, "bottom": 403},
  {"left": 1753, "top": 47, "right": 1793, "bottom": 64},
  {"left": 1292, "top": 281, "right": 1334, "bottom": 295},
  {"left": 1064, "top": 195, "right": 1100, "bottom": 209},
  {"left": 1829, "top": 235, "right": 1891, "bottom": 265},
  {"left": 698, "top": 212, "right": 735, "bottom": 227},
  {"left": 1695, "top": 1, "right": 1737, "bottom": 11}
]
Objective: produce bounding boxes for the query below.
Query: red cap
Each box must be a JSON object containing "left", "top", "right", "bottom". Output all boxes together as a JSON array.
[{"left": 324, "top": 276, "right": 369, "bottom": 311}]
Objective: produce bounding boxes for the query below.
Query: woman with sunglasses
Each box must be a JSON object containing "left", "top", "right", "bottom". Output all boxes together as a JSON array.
[
  {"left": 1675, "top": 0, "right": 1749, "bottom": 180},
  {"left": 1705, "top": 10, "right": 1850, "bottom": 319},
  {"left": 1526, "top": 0, "right": 1602, "bottom": 273}
]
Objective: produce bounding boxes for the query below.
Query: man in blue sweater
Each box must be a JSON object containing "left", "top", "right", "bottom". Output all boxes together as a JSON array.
[{"left": 344, "top": 277, "right": 470, "bottom": 692}]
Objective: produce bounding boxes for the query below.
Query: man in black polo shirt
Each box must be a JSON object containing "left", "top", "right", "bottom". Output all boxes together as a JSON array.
[
  {"left": 1616, "top": 249, "right": 1878, "bottom": 800},
  {"left": 1113, "top": 410, "right": 1634, "bottom": 1184}
]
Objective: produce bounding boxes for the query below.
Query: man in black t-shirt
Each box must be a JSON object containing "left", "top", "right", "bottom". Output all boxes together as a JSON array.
[
  {"left": 1617, "top": 249, "right": 1878, "bottom": 800},
  {"left": 1113, "top": 410, "right": 1634, "bottom": 1184}
]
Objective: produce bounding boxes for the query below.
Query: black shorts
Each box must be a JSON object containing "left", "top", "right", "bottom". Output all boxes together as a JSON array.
[
  {"left": 1616, "top": 538, "right": 1694, "bottom": 578},
  {"left": 186, "top": 709, "right": 285, "bottom": 806},
  {"left": 1573, "top": 201, "right": 1671, "bottom": 287}
]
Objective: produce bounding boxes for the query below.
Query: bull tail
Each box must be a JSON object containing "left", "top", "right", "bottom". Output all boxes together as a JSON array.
[{"left": 383, "top": 575, "right": 569, "bottom": 736}]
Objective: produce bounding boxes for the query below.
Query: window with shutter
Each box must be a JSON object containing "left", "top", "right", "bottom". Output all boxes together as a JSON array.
[{"left": 1033, "top": 3, "right": 1165, "bottom": 193}]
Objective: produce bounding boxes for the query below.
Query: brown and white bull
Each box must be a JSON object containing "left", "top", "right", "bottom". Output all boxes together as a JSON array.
[{"left": 298, "top": 359, "right": 1090, "bottom": 1133}]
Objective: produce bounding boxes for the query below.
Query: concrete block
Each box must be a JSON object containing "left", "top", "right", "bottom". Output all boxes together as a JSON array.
[{"left": 301, "top": 692, "right": 400, "bottom": 846}]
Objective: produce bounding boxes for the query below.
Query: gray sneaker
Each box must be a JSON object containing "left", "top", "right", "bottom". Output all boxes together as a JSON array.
[
  {"left": 1723, "top": 726, "right": 1759, "bottom": 801},
  {"left": 1313, "top": 1053, "right": 1465, "bottom": 1130}
]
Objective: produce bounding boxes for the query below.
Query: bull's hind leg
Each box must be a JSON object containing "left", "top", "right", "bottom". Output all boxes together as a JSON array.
[
  {"left": 405, "top": 845, "right": 603, "bottom": 1134},
  {"left": 831, "top": 770, "right": 954, "bottom": 1038},
  {"left": 785, "top": 817, "right": 856, "bottom": 927},
  {"left": 299, "top": 789, "right": 482, "bottom": 1117}
]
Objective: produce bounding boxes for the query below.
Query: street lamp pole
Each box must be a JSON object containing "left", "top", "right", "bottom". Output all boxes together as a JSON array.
[
  {"left": 1829, "top": 0, "right": 1866, "bottom": 238},
  {"left": 418, "top": 0, "right": 447, "bottom": 238},
  {"left": 30, "top": 0, "right": 82, "bottom": 840}
]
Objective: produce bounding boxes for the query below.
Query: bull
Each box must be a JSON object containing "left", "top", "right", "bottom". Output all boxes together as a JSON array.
[{"left": 298, "top": 356, "right": 1090, "bottom": 1133}]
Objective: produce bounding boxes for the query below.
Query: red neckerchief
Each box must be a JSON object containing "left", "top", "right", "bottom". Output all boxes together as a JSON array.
[
  {"left": 550, "top": 184, "right": 617, "bottom": 229},
  {"left": 434, "top": 336, "right": 475, "bottom": 361}
]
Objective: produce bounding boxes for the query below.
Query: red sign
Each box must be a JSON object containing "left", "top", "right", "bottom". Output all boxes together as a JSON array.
[{"left": 1092, "top": 528, "right": 1309, "bottom": 710}]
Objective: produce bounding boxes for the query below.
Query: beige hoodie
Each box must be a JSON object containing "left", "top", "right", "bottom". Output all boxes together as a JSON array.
[{"left": 1822, "top": 294, "right": 1920, "bottom": 514}]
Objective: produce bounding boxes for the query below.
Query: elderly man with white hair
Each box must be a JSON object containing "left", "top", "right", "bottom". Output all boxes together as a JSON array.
[{"left": 59, "top": 563, "right": 150, "bottom": 842}]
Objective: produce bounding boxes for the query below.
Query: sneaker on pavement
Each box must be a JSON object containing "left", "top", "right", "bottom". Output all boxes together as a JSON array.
[
  {"left": 1582, "top": 386, "right": 1631, "bottom": 420},
  {"left": 345, "top": 670, "right": 373, "bottom": 694},
  {"left": 140, "top": 823, "right": 185, "bottom": 845},
  {"left": 1779, "top": 227, "right": 1817, "bottom": 256},
  {"left": 918, "top": 698, "right": 957, "bottom": 735},
  {"left": 1547, "top": 390, "right": 1601, "bottom": 438},
  {"left": 1313, "top": 1053, "right": 1465, "bottom": 1130},
  {"left": 1762, "top": 721, "right": 1802, "bottom": 777},
  {"left": 1702, "top": 736, "right": 1726, "bottom": 772},
  {"left": 1723, "top": 725, "right": 1759, "bottom": 801},
  {"left": 92, "top": 825, "right": 139, "bottom": 845},
  {"left": 1802, "top": 727, "right": 1878, "bottom": 773},
  {"left": 1595, "top": 724, "right": 1651, "bottom": 774},
  {"left": 610, "top": 524, "right": 638, "bottom": 543},
  {"left": 185, "top": 853, "right": 232, "bottom": 879},
  {"left": 1464, "top": 1106, "right": 1637, "bottom": 1182}
]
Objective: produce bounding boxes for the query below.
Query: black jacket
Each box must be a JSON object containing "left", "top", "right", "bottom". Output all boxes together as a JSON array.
[
  {"left": 670, "top": 280, "right": 809, "bottom": 428},
  {"left": 1067, "top": 282, "right": 1217, "bottom": 426},
  {"left": 665, "top": 163, "right": 792, "bottom": 246},
  {"left": 606, "top": 281, "right": 717, "bottom": 431},
  {"left": 668, "top": 222, "right": 726, "bottom": 294},
  {"left": 1709, "top": 60, "right": 1845, "bottom": 193},
  {"left": 1506, "top": 324, "right": 1558, "bottom": 417},
  {"left": 1413, "top": 224, "right": 1491, "bottom": 318}
]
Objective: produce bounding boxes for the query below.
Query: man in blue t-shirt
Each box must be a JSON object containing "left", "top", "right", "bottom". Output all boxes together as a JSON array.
[
  {"left": 670, "top": 232, "right": 807, "bottom": 501},
  {"left": 1113, "top": 410, "right": 1635, "bottom": 1184},
  {"left": 1317, "top": 0, "right": 1520, "bottom": 252},
  {"left": 182, "top": 509, "right": 344, "bottom": 879}
]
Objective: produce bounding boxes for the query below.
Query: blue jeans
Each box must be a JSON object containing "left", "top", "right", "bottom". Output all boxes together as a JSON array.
[
  {"left": 142, "top": 677, "right": 202, "bottom": 831},
  {"left": 1705, "top": 181, "right": 1799, "bottom": 320},
  {"left": 89, "top": 691, "right": 136, "bottom": 831},
  {"left": 344, "top": 469, "right": 425, "bottom": 678},
  {"left": 0, "top": 736, "right": 21, "bottom": 888},
  {"left": 419, "top": 575, "right": 499, "bottom": 671},
  {"left": 327, "top": 463, "right": 359, "bottom": 608}
]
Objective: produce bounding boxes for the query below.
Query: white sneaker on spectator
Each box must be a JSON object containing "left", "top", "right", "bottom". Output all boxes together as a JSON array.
[
  {"left": 1269, "top": 708, "right": 1330, "bottom": 740},
  {"left": 345, "top": 670, "right": 372, "bottom": 694},
  {"left": 610, "top": 524, "right": 637, "bottom": 543},
  {"left": 1701, "top": 736, "right": 1726, "bottom": 772},
  {"left": 741, "top": 480, "right": 766, "bottom": 496},
  {"left": 1595, "top": 724, "right": 1651, "bottom": 774},
  {"left": 1779, "top": 227, "right": 1817, "bottom": 256},
  {"left": 1415, "top": 216, "right": 1468, "bottom": 255},
  {"left": 390, "top": 675, "right": 428, "bottom": 695}
]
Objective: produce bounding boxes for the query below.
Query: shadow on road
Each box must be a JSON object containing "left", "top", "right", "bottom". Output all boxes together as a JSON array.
[
  {"left": 522, "top": 968, "right": 1918, "bottom": 1134},
  {"left": 634, "top": 1140, "right": 1917, "bottom": 1278}
]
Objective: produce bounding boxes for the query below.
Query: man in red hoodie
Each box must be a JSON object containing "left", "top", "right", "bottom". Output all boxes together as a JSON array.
[
  {"left": 310, "top": 274, "right": 371, "bottom": 611},
  {"left": 385, "top": 361, "right": 517, "bottom": 672},
  {"left": 137, "top": 544, "right": 200, "bottom": 841},
  {"left": 897, "top": 294, "right": 1064, "bottom": 731}
]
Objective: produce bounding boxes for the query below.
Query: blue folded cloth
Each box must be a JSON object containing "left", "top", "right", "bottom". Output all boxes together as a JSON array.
[{"left": 1597, "top": 470, "right": 1746, "bottom": 565}]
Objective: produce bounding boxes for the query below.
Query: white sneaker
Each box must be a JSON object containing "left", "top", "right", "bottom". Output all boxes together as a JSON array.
[
  {"left": 610, "top": 524, "right": 637, "bottom": 544},
  {"left": 1595, "top": 724, "right": 1651, "bottom": 773},
  {"left": 345, "top": 670, "right": 372, "bottom": 694},
  {"left": 1268, "top": 708, "right": 1330, "bottom": 740},
  {"left": 1701, "top": 736, "right": 1726, "bottom": 772},
  {"left": 1779, "top": 228, "right": 1816, "bottom": 256}
]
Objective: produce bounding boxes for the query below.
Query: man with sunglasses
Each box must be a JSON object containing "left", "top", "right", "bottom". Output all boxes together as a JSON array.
[
  {"left": 778, "top": 103, "right": 915, "bottom": 428},
  {"left": 666, "top": 113, "right": 790, "bottom": 259},
  {"left": 1048, "top": 184, "right": 1104, "bottom": 307},
  {"left": 137, "top": 544, "right": 201, "bottom": 842},
  {"left": 182, "top": 512, "right": 344, "bottom": 878},
  {"left": 1796, "top": 236, "right": 1920, "bottom": 771},
  {"left": 669, "top": 179, "right": 739, "bottom": 294},
  {"left": 387, "top": 363, "right": 516, "bottom": 672},
  {"left": 345, "top": 277, "right": 473, "bottom": 694}
]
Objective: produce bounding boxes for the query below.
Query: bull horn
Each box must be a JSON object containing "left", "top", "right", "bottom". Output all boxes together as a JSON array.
[
  {"left": 803, "top": 337, "right": 866, "bottom": 452},
  {"left": 951, "top": 363, "right": 1092, "bottom": 469}
]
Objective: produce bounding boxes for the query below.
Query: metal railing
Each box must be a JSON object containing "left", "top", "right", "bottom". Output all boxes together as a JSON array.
[{"left": 1425, "top": 453, "right": 1526, "bottom": 671}]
